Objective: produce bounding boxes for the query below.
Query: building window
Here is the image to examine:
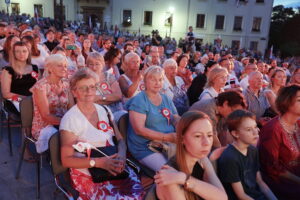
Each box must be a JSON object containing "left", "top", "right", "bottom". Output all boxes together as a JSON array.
[
  {"left": 250, "top": 41, "right": 258, "bottom": 51},
  {"left": 34, "top": 4, "right": 43, "bottom": 18},
  {"left": 144, "top": 11, "right": 152, "bottom": 26},
  {"left": 123, "top": 10, "right": 132, "bottom": 26},
  {"left": 256, "top": 0, "right": 264, "bottom": 3},
  {"left": 215, "top": 15, "right": 225, "bottom": 30},
  {"left": 252, "top": 17, "right": 262, "bottom": 32},
  {"left": 11, "top": 3, "right": 20, "bottom": 15},
  {"left": 231, "top": 40, "right": 240, "bottom": 49},
  {"left": 233, "top": 16, "right": 243, "bottom": 31},
  {"left": 196, "top": 14, "right": 205, "bottom": 28}
]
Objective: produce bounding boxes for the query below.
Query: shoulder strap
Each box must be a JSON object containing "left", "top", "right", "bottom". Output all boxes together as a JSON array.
[{"left": 100, "top": 105, "right": 118, "bottom": 144}]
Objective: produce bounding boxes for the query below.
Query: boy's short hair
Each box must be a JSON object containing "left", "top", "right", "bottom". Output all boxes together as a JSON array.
[{"left": 226, "top": 109, "right": 256, "bottom": 133}]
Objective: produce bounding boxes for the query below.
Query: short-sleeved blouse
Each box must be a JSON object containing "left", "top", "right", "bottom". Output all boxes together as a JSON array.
[
  {"left": 125, "top": 91, "right": 177, "bottom": 160},
  {"left": 121, "top": 74, "right": 145, "bottom": 103},
  {"left": 4, "top": 65, "right": 38, "bottom": 96},
  {"left": 31, "top": 78, "right": 70, "bottom": 140},
  {"left": 60, "top": 104, "right": 115, "bottom": 175},
  {"left": 96, "top": 72, "right": 124, "bottom": 113}
]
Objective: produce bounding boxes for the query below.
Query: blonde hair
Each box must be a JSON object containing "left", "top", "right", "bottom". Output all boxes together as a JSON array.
[
  {"left": 45, "top": 54, "right": 67, "bottom": 73},
  {"left": 143, "top": 65, "right": 164, "bottom": 83},
  {"left": 86, "top": 52, "right": 105, "bottom": 66},
  {"left": 205, "top": 67, "right": 228, "bottom": 88},
  {"left": 162, "top": 58, "right": 177, "bottom": 69}
]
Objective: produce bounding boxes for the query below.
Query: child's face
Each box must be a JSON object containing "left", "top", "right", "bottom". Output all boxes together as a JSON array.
[{"left": 235, "top": 118, "right": 259, "bottom": 146}]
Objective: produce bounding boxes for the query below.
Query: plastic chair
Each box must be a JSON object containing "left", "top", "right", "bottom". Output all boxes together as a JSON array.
[
  {"left": 15, "top": 96, "right": 43, "bottom": 199},
  {"left": 117, "top": 113, "right": 155, "bottom": 190},
  {"left": 49, "top": 132, "right": 79, "bottom": 200}
]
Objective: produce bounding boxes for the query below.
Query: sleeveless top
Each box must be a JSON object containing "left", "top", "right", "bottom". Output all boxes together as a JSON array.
[
  {"left": 4, "top": 65, "right": 39, "bottom": 96},
  {"left": 121, "top": 74, "right": 144, "bottom": 103}
]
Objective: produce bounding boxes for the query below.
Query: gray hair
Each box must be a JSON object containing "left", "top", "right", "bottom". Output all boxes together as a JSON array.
[
  {"left": 86, "top": 51, "right": 104, "bottom": 65},
  {"left": 45, "top": 54, "right": 67, "bottom": 72},
  {"left": 144, "top": 65, "right": 164, "bottom": 83},
  {"left": 162, "top": 58, "right": 177, "bottom": 69},
  {"left": 70, "top": 68, "right": 99, "bottom": 90}
]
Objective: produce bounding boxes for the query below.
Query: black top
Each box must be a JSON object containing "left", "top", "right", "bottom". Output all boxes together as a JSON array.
[
  {"left": 217, "top": 144, "right": 266, "bottom": 200},
  {"left": 4, "top": 65, "right": 38, "bottom": 96},
  {"left": 44, "top": 40, "right": 59, "bottom": 52},
  {"left": 187, "top": 73, "right": 207, "bottom": 106}
]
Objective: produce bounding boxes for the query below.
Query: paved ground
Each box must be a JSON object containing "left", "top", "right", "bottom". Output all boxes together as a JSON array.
[{"left": 0, "top": 118, "right": 65, "bottom": 200}]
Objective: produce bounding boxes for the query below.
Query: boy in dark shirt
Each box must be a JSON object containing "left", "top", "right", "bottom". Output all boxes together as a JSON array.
[{"left": 217, "top": 110, "right": 277, "bottom": 200}]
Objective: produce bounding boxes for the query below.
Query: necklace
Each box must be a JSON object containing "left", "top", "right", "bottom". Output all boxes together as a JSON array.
[{"left": 279, "top": 117, "right": 299, "bottom": 134}]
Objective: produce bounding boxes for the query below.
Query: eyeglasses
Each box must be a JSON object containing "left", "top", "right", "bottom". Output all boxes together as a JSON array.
[{"left": 76, "top": 85, "right": 96, "bottom": 92}]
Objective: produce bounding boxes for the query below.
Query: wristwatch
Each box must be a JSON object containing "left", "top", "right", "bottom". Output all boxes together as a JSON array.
[
  {"left": 102, "top": 95, "right": 107, "bottom": 101},
  {"left": 89, "top": 159, "right": 96, "bottom": 167}
]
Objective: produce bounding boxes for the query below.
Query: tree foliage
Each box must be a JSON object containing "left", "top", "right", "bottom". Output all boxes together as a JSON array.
[{"left": 269, "top": 5, "right": 300, "bottom": 57}]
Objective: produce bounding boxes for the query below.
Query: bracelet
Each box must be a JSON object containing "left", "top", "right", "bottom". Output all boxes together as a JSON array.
[{"left": 184, "top": 174, "right": 192, "bottom": 191}]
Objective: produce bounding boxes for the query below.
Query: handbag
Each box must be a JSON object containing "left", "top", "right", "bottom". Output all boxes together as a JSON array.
[
  {"left": 88, "top": 105, "right": 140, "bottom": 183},
  {"left": 148, "top": 140, "right": 176, "bottom": 159},
  {"left": 88, "top": 145, "right": 129, "bottom": 183}
]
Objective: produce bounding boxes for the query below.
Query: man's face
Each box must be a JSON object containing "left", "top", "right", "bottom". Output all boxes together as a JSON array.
[{"left": 249, "top": 73, "right": 263, "bottom": 90}]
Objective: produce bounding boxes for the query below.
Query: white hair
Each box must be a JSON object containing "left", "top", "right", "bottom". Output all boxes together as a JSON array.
[
  {"left": 124, "top": 52, "right": 140, "bottom": 64},
  {"left": 162, "top": 58, "right": 177, "bottom": 69}
]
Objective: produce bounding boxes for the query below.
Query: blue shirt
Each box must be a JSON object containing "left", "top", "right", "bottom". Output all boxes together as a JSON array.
[{"left": 125, "top": 91, "right": 177, "bottom": 160}]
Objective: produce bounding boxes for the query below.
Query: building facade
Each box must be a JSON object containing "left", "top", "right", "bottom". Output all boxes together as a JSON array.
[{"left": 0, "top": 0, "right": 273, "bottom": 53}]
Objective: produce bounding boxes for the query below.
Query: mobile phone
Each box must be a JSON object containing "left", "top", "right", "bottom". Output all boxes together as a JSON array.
[{"left": 66, "top": 45, "right": 76, "bottom": 50}]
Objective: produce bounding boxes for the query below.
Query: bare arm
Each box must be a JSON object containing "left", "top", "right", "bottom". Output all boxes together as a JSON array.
[
  {"left": 231, "top": 182, "right": 254, "bottom": 200},
  {"left": 118, "top": 73, "right": 142, "bottom": 98},
  {"left": 32, "top": 87, "right": 61, "bottom": 125},
  {"left": 256, "top": 172, "right": 277, "bottom": 200},
  {"left": 264, "top": 90, "right": 278, "bottom": 114},
  {"left": 129, "top": 110, "right": 176, "bottom": 143},
  {"left": 60, "top": 130, "right": 124, "bottom": 175},
  {"left": 1, "top": 69, "right": 26, "bottom": 99}
]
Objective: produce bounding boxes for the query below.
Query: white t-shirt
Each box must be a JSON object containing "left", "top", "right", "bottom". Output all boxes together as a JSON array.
[
  {"left": 198, "top": 87, "right": 221, "bottom": 101},
  {"left": 240, "top": 76, "right": 249, "bottom": 91},
  {"left": 60, "top": 104, "right": 115, "bottom": 175}
]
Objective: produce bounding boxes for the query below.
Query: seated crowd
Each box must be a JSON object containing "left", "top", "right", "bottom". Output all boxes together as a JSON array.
[{"left": 0, "top": 22, "right": 300, "bottom": 200}]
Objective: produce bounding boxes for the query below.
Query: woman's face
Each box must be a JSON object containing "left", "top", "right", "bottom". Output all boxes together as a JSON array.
[
  {"left": 87, "top": 58, "right": 104, "bottom": 73},
  {"left": 145, "top": 73, "right": 164, "bottom": 93},
  {"left": 272, "top": 71, "right": 286, "bottom": 87},
  {"left": 72, "top": 78, "right": 97, "bottom": 103},
  {"left": 112, "top": 53, "right": 121, "bottom": 65},
  {"left": 14, "top": 45, "right": 29, "bottom": 62},
  {"left": 164, "top": 65, "right": 177, "bottom": 78},
  {"left": 213, "top": 72, "right": 228, "bottom": 89},
  {"left": 293, "top": 69, "right": 300, "bottom": 84},
  {"left": 127, "top": 56, "right": 140, "bottom": 70},
  {"left": 288, "top": 91, "right": 300, "bottom": 116},
  {"left": 179, "top": 57, "right": 188, "bottom": 68},
  {"left": 83, "top": 39, "right": 91, "bottom": 50},
  {"left": 183, "top": 119, "right": 213, "bottom": 159},
  {"left": 49, "top": 62, "right": 68, "bottom": 78}
]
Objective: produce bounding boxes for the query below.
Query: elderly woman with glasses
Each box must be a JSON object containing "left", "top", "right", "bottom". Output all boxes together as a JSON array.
[
  {"left": 31, "top": 54, "right": 74, "bottom": 153},
  {"left": 161, "top": 58, "right": 189, "bottom": 116},
  {"left": 60, "top": 68, "right": 144, "bottom": 199},
  {"left": 86, "top": 52, "right": 125, "bottom": 121}
]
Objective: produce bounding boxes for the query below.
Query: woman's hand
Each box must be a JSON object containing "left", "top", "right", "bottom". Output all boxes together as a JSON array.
[
  {"left": 96, "top": 154, "right": 125, "bottom": 176},
  {"left": 166, "top": 132, "right": 177, "bottom": 143},
  {"left": 154, "top": 165, "right": 187, "bottom": 186}
]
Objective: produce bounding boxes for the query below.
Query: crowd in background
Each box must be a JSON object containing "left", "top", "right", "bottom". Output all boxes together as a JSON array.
[{"left": 0, "top": 12, "right": 300, "bottom": 200}]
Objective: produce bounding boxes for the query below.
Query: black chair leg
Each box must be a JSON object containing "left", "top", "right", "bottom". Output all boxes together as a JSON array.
[
  {"left": 7, "top": 117, "right": 13, "bottom": 156},
  {"left": 36, "top": 156, "right": 41, "bottom": 199},
  {"left": 15, "top": 139, "right": 28, "bottom": 179}
]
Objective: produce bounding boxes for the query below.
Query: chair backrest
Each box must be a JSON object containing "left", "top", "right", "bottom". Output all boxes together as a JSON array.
[
  {"left": 19, "top": 96, "right": 33, "bottom": 129},
  {"left": 49, "top": 131, "right": 67, "bottom": 176},
  {"left": 117, "top": 113, "right": 129, "bottom": 139}
]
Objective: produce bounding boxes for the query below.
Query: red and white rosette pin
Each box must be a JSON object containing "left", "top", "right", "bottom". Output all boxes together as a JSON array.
[
  {"left": 139, "top": 83, "right": 145, "bottom": 91},
  {"left": 100, "top": 82, "right": 112, "bottom": 93},
  {"left": 97, "top": 121, "right": 109, "bottom": 132},
  {"left": 31, "top": 71, "right": 38, "bottom": 81},
  {"left": 161, "top": 108, "right": 171, "bottom": 125}
]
